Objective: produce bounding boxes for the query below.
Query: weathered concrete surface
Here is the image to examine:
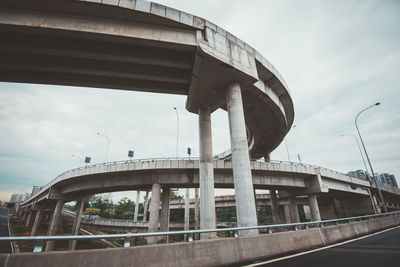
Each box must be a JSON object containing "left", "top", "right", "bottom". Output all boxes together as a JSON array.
[
  {"left": 2, "top": 215, "right": 398, "bottom": 266},
  {"left": 227, "top": 82, "right": 258, "bottom": 235}
]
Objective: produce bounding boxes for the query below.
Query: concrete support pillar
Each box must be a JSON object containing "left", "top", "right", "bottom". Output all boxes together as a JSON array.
[
  {"left": 23, "top": 208, "right": 28, "bottom": 221},
  {"left": 31, "top": 208, "right": 43, "bottom": 236},
  {"left": 270, "top": 190, "right": 281, "bottom": 224},
  {"left": 289, "top": 197, "right": 300, "bottom": 223},
  {"left": 25, "top": 209, "right": 33, "bottom": 227},
  {"left": 68, "top": 200, "right": 85, "bottom": 250},
  {"left": 160, "top": 188, "right": 170, "bottom": 233},
  {"left": 264, "top": 154, "right": 271, "bottom": 162},
  {"left": 143, "top": 191, "right": 150, "bottom": 222},
  {"left": 194, "top": 188, "right": 200, "bottom": 239},
  {"left": 45, "top": 199, "right": 64, "bottom": 252},
  {"left": 226, "top": 82, "right": 258, "bottom": 236},
  {"left": 283, "top": 205, "right": 291, "bottom": 223},
  {"left": 148, "top": 183, "right": 161, "bottom": 245},
  {"left": 198, "top": 106, "right": 216, "bottom": 239},
  {"left": 134, "top": 190, "right": 140, "bottom": 222},
  {"left": 184, "top": 188, "right": 190, "bottom": 240},
  {"left": 308, "top": 195, "right": 321, "bottom": 221}
]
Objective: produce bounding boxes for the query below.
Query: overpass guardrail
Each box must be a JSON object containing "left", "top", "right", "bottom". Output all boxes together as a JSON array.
[
  {"left": 24, "top": 157, "right": 374, "bottom": 205},
  {"left": 2, "top": 211, "right": 399, "bottom": 253}
]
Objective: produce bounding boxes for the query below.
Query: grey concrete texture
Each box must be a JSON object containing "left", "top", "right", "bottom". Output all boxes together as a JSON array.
[
  {"left": 0, "top": 0, "right": 294, "bottom": 159},
  {"left": 226, "top": 82, "right": 258, "bottom": 235},
  {"left": 22, "top": 159, "right": 388, "bottom": 208},
  {"left": 1, "top": 215, "right": 399, "bottom": 267},
  {"left": 198, "top": 106, "right": 216, "bottom": 239}
]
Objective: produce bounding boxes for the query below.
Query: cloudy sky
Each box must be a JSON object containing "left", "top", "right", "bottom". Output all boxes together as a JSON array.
[{"left": 0, "top": 0, "right": 399, "bottom": 201}]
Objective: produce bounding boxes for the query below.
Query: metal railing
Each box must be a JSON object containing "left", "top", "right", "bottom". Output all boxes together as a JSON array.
[
  {"left": 2, "top": 211, "right": 399, "bottom": 253},
  {"left": 23, "top": 157, "right": 375, "bottom": 206}
]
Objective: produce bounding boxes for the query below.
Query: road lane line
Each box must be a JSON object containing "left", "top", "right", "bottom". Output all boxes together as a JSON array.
[{"left": 244, "top": 225, "right": 400, "bottom": 266}]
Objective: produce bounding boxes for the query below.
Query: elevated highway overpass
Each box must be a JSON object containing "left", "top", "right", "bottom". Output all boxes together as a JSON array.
[
  {"left": 1, "top": 0, "right": 296, "bottom": 247},
  {"left": 2, "top": 0, "right": 399, "bottom": 262},
  {"left": 17, "top": 158, "right": 400, "bottom": 251}
]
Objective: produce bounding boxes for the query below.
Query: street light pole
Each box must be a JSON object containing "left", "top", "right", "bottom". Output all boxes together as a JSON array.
[
  {"left": 340, "top": 134, "right": 370, "bottom": 178},
  {"left": 284, "top": 125, "right": 296, "bottom": 162},
  {"left": 97, "top": 132, "right": 110, "bottom": 163},
  {"left": 173, "top": 107, "right": 179, "bottom": 159},
  {"left": 284, "top": 139, "right": 291, "bottom": 162},
  {"left": 355, "top": 102, "right": 387, "bottom": 213}
]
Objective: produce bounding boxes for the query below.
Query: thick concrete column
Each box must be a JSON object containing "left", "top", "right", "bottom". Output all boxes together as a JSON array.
[
  {"left": 25, "top": 209, "right": 33, "bottom": 227},
  {"left": 68, "top": 200, "right": 85, "bottom": 250},
  {"left": 134, "top": 190, "right": 140, "bottom": 222},
  {"left": 23, "top": 208, "right": 28, "bottom": 221},
  {"left": 143, "top": 191, "right": 150, "bottom": 222},
  {"left": 148, "top": 183, "right": 161, "bottom": 245},
  {"left": 45, "top": 199, "right": 64, "bottom": 252},
  {"left": 198, "top": 106, "right": 216, "bottom": 239},
  {"left": 160, "top": 188, "right": 170, "bottom": 233},
  {"left": 226, "top": 82, "right": 258, "bottom": 236},
  {"left": 289, "top": 197, "right": 300, "bottom": 223},
  {"left": 270, "top": 190, "right": 281, "bottom": 224},
  {"left": 31, "top": 208, "right": 43, "bottom": 236},
  {"left": 308, "top": 195, "right": 321, "bottom": 221},
  {"left": 283, "top": 205, "right": 291, "bottom": 223}
]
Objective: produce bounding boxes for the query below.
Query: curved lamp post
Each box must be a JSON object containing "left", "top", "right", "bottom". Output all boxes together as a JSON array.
[
  {"left": 97, "top": 132, "right": 110, "bottom": 163},
  {"left": 355, "top": 102, "right": 387, "bottom": 213},
  {"left": 284, "top": 125, "right": 296, "bottom": 162},
  {"left": 340, "top": 134, "right": 369, "bottom": 178}
]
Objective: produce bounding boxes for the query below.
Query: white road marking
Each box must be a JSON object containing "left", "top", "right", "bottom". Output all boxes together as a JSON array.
[{"left": 244, "top": 225, "right": 400, "bottom": 266}]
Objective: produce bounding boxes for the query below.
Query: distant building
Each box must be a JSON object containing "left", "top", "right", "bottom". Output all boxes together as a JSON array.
[
  {"left": 0, "top": 192, "right": 12, "bottom": 203},
  {"left": 347, "top": 170, "right": 368, "bottom": 180},
  {"left": 9, "top": 193, "right": 29, "bottom": 203},
  {"left": 30, "top": 185, "right": 42, "bottom": 197},
  {"left": 375, "top": 173, "right": 398, "bottom": 188}
]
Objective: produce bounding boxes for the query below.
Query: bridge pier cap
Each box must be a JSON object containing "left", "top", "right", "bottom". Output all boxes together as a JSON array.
[{"left": 0, "top": 0, "right": 294, "bottom": 158}]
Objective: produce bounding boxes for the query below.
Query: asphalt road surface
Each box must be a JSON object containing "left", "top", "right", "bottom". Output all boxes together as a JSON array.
[
  {"left": 0, "top": 208, "right": 12, "bottom": 253},
  {"left": 249, "top": 226, "right": 400, "bottom": 267}
]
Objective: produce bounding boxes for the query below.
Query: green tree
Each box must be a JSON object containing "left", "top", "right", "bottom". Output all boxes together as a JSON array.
[
  {"left": 114, "top": 197, "right": 134, "bottom": 219},
  {"left": 91, "top": 194, "right": 114, "bottom": 218}
]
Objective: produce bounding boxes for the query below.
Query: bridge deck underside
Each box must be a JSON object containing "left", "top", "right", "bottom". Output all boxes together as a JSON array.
[{"left": 0, "top": 23, "right": 195, "bottom": 95}]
